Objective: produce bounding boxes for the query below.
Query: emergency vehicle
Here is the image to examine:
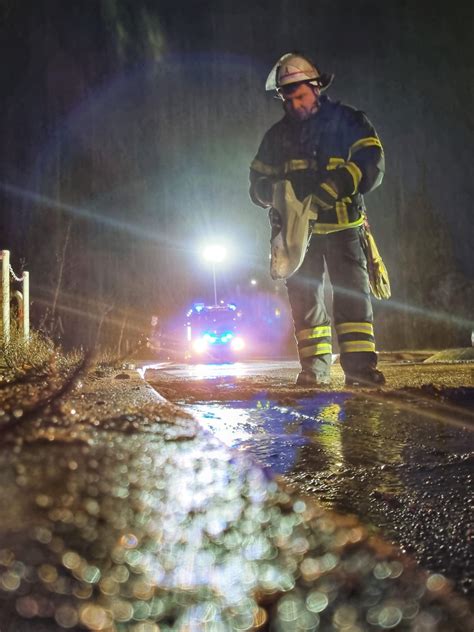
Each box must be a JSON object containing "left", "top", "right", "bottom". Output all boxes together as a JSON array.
[{"left": 185, "top": 303, "right": 245, "bottom": 362}]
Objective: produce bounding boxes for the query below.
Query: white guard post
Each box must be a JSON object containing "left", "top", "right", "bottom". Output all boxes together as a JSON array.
[
  {"left": 1, "top": 250, "right": 30, "bottom": 344},
  {"left": 1, "top": 250, "right": 10, "bottom": 345},
  {"left": 22, "top": 271, "right": 29, "bottom": 342}
]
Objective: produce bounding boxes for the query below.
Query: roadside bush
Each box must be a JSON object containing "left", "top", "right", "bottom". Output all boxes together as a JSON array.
[{"left": 0, "top": 322, "right": 83, "bottom": 379}]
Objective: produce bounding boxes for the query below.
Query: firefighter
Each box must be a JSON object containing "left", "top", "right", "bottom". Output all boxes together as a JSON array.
[{"left": 249, "top": 53, "right": 386, "bottom": 387}]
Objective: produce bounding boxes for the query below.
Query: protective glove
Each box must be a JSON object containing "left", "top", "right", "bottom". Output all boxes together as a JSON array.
[
  {"left": 287, "top": 170, "right": 315, "bottom": 201},
  {"left": 289, "top": 170, "right": 338, "bottom": 211}
]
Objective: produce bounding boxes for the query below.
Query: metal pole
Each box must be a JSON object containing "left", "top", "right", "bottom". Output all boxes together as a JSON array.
[
  {"left": 22, "top": 271, "right": 29, "bottom": 343},
  {"left": 212, "top": 264, "right": 217, "bottom": 306},
  {"left": 1, "top": 250, "right": 10, "bottom": 345}
]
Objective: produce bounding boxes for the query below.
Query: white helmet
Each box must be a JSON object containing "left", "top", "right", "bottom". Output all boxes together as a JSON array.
[{"left": 265, "top": 53, "right": 334, "bottom": 92}]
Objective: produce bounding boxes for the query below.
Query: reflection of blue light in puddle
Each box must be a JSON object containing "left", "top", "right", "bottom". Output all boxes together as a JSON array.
[
  {"left": 189, "top": 363, "right": 247, "bottom": 379},
  {"left": 187, "top": 393, "right": 353, "bottom": 475},
  {"left": 184, "top": 405, "right": 254, "bottom": 445}
]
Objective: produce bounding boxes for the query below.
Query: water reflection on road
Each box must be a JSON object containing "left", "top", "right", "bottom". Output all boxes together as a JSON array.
[
  {"left": 186, "top": 394, "right": 409, "bottom": 489},
  {"left": 187, "top": 394, "right": 474, "bottom": 595}
]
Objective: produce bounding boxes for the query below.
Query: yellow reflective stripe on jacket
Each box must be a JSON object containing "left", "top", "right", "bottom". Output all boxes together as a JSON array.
[
  {"left": 250, "top": 158, "right": 318, "bottom": 176},
  {"left": 250, "top": 159, "right": 279, "bottom": 176},
  {"left": 327, "top": 157, "right": 345, "bottom": 169},
  {"left": 296, "top": 326, "right": 332, "bottom": 342},
  {"left": 342, "top": 161, "right": 363, "bottom": 193},
  {"left": 250, "top": 159, "right": 277, "bottom": 175},
  {"left": 327, "top": 158, "right": 362, "bottom": 195},
  {"left": 339, "top": 340, "right": 376, "bottom": 353},
  {"left": 311, "top": 214, "right": 365, "bottom": 234},
  {"left": 299, "top": 343, "right": 333, "bottom": 358},
  {"left": 311, "top": 193, "right": 333, "bottom": 211},
  {"left": 336, "top": 322, "right": 374, "bottom": 336},
  {"left": 321, "top": 182, "right": 338, "bottom": 199},
  {"left": 284, "top": 159, "right": 318, "bottom": 173},
  {"left": 335, "top": 200, "right": 349, "bottom": 224},
  {"left": 348, "top": 136, "right": 382, "bottom": 159}
]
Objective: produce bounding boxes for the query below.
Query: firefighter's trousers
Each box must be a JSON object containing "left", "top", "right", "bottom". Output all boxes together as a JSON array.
[{"left": 286, "top": 226, "right": 378, "bottom": 377}]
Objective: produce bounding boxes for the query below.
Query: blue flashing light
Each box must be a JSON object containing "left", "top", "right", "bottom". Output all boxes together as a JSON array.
[
  {"left": 220, "top": 331, "right": 234, "bottom": 342},
  {"left": 199, "top": 330, "right": 235, "bottom": 345}
]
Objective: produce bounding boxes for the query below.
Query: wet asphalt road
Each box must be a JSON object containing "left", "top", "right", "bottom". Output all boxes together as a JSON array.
[
  {"left": 0, "top": 363, "right": 472, "bottom": 629},
  {"left": 145, "top": 360, "right": 474, "bottom": 598}
]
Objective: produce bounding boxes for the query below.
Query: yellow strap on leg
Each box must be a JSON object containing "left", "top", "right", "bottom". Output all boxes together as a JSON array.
[{"left": 362, "top": 225, "right": 391, "bottom": 300}]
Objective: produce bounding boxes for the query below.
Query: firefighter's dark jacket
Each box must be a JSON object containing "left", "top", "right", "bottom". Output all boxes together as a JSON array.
[{"left": 249, "top": 95, "right": 384, "bottom": 234}]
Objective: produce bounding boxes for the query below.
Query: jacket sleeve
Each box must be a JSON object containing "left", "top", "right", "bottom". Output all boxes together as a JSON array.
[
  {"left": 249, "top": 131, "right": 278, "bottom": 208},
  {"left": 334, "top": 109, "right": 384, "bottom": 195},
  {"left": 302, "top": 109, "right": 385, "bottom": 211}
]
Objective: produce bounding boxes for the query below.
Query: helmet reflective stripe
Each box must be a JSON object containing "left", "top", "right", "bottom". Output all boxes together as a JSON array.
[{"left": 277, "top": 59, "right": 319, "bottom": 86}]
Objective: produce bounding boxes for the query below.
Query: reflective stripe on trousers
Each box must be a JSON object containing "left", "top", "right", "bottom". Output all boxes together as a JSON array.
[{"left": 286, "top": 227, "right": 378, "bottom": 375}]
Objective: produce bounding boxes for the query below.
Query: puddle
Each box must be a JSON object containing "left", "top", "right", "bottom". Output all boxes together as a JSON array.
[{"left": 186, "top": 393, "right": 474, "bottom": 595}]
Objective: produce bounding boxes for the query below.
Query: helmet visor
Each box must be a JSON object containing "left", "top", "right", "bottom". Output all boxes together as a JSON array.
[{"left": 265, "top": 53, "right": 294, "bottom": 91}]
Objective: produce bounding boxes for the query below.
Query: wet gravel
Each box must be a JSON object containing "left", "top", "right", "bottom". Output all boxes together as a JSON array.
[{"left": 0, "top": 366, "right": 471, "bottom": 630}]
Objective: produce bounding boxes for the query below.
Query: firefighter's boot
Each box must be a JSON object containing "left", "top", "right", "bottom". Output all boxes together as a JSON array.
[
  {"left": 295, "top": 369, "right": 331, "bottom": 387},
  {"left": 344, "top": 368, "right": 385, "bottom": 387}
]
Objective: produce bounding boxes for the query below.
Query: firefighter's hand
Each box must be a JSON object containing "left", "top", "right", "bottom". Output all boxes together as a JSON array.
[
  {"left": 287, "top": 170, "right": 316, "bottom": 201},
  {"left": 254, "top": 176, "right": 274, "bottom": 207},
  {"left": 291, "top": 172, "right": 339, "bottom": 210}
]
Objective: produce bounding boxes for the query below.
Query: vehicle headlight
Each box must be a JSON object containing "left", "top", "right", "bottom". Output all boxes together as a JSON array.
[
  {"left": 230, "top": 337, "right": 245, "bottom": 351},
  {"left": 192, "top": 338, "right": 208, "bottom": 353}
]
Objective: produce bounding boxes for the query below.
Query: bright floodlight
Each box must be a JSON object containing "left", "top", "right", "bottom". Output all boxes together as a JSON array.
[
  {"left": 203, "top": 244, "right": 227, "bottom": 263},
  {"left": 201, "top": 243, "right": 227, "bottom": 305}
]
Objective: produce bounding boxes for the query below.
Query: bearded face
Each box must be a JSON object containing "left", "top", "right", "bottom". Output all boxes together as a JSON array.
[{"left": 280, "top": 82, "right": 320, "bottom": 121}]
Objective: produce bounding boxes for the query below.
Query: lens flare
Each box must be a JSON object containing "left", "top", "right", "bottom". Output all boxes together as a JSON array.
[
  {"left": 192, "top": 338, "right": 208, "bottom": 353},
  {"left": 231, "top": 337, "right": 245, "bottom": 352}
]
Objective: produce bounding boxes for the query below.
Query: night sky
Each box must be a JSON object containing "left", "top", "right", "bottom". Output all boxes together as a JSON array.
[{"left": 0, "top": 0, "right": 472, "bottom": 349}]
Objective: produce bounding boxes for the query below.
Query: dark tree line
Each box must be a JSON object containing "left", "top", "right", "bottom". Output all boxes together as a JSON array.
[{"left": 0, "top": 0, "right": 168, "bottom": 348}]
